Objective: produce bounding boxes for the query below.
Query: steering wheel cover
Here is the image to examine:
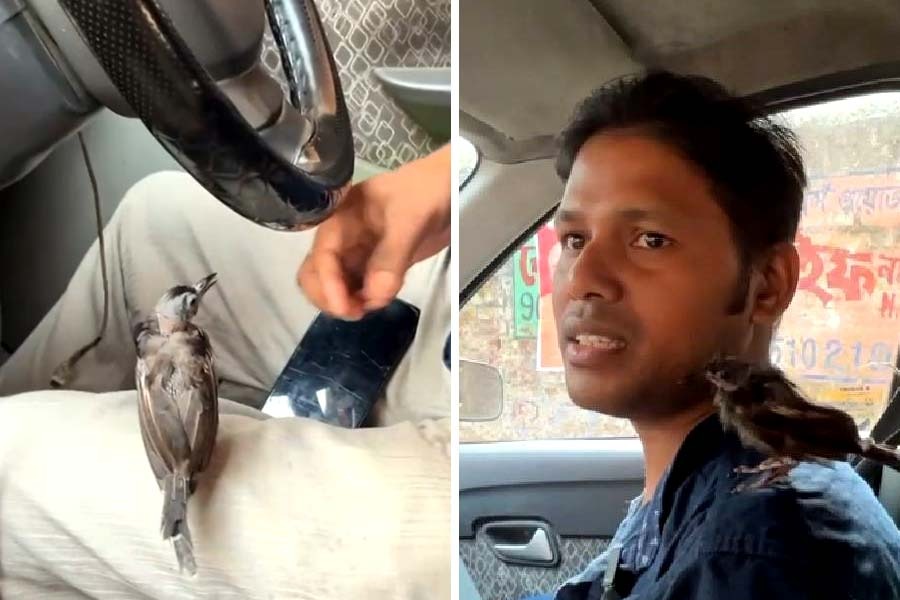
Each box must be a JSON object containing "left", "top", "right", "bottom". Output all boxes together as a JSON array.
[
  {"left": 265, "top": 0, "right": 355, "bottom": 183},
  {"left": 58, "top": 0, "right": 354, "bottom": 230}
]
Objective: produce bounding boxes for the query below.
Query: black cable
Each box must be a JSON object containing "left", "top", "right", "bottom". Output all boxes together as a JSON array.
[{"left": 50, "top": 132, "right": 110, "bottom": 388}]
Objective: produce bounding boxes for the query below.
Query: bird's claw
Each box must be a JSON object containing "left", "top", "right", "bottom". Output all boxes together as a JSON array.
[
  {"left": 733, "top": 457, "right": 797, "bottom": 474},
  {"left": 731, "top": 457, "right": 798, "bottom": 493}
]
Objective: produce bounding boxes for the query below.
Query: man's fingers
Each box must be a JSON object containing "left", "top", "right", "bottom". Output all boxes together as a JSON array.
[
  {"left": 297, "top": 257, "right": 330, "bottom": 311},
  {"left": 363, "top": 225, "right": 423, "bottom": 310},
  {"left": 321, "top": 268, "right": 361, "bottom": 320},
  {"left": 363, "top": 271, "right": 403, "bottom": 311},
  {"left": 299, "top": 251, "right": 364, "bottom": 320}
]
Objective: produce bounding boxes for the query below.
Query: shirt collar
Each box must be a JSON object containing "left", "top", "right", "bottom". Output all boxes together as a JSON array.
[
  {"left": 558, "top": 413, "right": 735, "bottom": 591},
  {"left": 659, "top": 412, "right": 744, "bottom": 525},
  {"left": 615, "top": 414, "right": 730, "bottom": 573}
]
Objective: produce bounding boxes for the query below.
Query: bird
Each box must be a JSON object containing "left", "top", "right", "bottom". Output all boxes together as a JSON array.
[
  {"left": 704, "top": 356, "right": 900, "bottom": 491},
  {"left": 133, "top": 273, "right": 219, "bottom": 575}
]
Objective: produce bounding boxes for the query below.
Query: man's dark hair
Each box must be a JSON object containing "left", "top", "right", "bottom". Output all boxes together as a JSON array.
[{"left": 556, "top": 70, "right": 807, "bottom": 275}]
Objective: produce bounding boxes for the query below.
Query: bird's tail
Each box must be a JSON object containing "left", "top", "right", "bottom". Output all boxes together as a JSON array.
[
  {"left": 859, "top": 439, "right": 900, "bottom": 473},
  {"left": 161, "top": 473, "right": 196, "bottom": 576}
]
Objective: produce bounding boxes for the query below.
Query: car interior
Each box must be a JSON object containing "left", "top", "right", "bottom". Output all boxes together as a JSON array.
[
  {"left": 2, "top": 1, "right": 900, "bottom": 598},
  {"left": 0, "top": 0, "right": 450, "bottom": 365},
  {"left": 458, "top": 1, "right": 900, "bottom": 598}
]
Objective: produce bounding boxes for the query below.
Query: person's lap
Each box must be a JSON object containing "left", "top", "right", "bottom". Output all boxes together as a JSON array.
[
  {"left": 0, "top": 170, "right": 450, "bottom": 424},
  {"left": 0, "top": 171, "right": 451, "bottom": 597}
]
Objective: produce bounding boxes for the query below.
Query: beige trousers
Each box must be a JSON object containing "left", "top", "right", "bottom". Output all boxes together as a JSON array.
[
  {"left": 0, "top": 170, "right": 451, "bottom": 426},
  {"left": 0, "top": 172, "right": 450, "bottom": 599}
]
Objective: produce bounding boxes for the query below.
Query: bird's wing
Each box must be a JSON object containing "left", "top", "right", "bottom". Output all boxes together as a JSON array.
[
  {"left": 135, "top": 319, "right": 175, "bottom": 483},
  {"left": 761, "top": 379, "right": 857, "bottom": 428},
  {"left": 180, "top": 329, "right": 218, "bottom": 473},
  {"left": 748, "top": 379, "right": 861, "bottom": 457},
  {"left": 139, "top": 355, "right": 194, "bottom": 475},
  {"left": 136, "top": 357, "right": 170, "bottom": 484}
]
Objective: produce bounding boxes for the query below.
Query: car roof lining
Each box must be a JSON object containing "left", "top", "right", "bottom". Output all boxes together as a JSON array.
[{"left": 460, "top": 0, "right": 900, "bottom": 150}]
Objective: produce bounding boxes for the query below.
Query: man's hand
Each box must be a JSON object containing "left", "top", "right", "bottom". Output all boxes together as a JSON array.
[{"left": 298, "top": 145, "right": 450, "bottom": 320}]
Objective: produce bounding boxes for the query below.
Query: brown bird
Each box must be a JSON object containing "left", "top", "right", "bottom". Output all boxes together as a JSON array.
[
  {"left": 705, "top": 357, "right": 900, "bottom": 491},
  {"left": 133, "top": 273, "right": 219, "bottom": 575}
]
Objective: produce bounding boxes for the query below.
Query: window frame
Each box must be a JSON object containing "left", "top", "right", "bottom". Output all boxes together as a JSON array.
[{"left": 457, "top": 136, "right": 482, "bottom": 191}]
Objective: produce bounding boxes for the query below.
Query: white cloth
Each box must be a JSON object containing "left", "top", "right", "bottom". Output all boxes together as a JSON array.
[
  {"left": 0, "top": 391, "right": 450, "bottom": 599},
  {"left": 0, "top": 172, "right": 450, "bottom": 598}
]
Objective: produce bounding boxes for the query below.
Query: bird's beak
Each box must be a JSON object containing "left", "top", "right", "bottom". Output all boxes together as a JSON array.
[{"left": 194, "top": 272, "right": 218, "bottom": 297}]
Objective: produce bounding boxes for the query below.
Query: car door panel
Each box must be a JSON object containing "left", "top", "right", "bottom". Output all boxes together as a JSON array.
[
  {"left": 460, "top": 531, "right": 608, "bottom": 600},
  {"left": 460, "top": 440, "right": 644, "bottom": 600}
]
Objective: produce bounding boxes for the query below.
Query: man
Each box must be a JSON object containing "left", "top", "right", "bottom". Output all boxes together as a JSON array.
[
  {"left": 0, "top": 146, "right": 451, "bottom": 598},
  {"left": 548, "top": 71, "right": 900, "bottom": 599}
]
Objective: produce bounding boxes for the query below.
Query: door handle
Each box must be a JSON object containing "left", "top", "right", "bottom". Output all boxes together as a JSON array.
[
  {"left": 494, "top": 528, "right": 553, "bottom": 561},
  {"left": 482, "top": 520, "right": 559, "bottom": 567}
]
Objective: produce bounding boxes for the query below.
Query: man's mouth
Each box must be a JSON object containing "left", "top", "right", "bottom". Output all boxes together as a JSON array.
[
  {"left": 573, "top": 334, "right": 627, "bottom": 350},
  {"left": 564, "top": 330, "right": 628, "bottom": 368}
]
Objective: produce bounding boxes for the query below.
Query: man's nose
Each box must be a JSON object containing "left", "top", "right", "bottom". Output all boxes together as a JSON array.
[{"left": 564, "top": 239, "right": 624, "bottom": 302}]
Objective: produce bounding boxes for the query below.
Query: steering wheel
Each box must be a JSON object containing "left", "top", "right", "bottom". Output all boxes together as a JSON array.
[{"left": 55, "top": 0, "right": 354, "bottom": 230}]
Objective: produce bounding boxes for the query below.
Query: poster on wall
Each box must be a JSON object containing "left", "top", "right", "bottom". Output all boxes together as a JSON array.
[
  {"left": 512, "top": 237, "right": 539, "bottom": 339},
  {"left": 536, "top": 223, "right": 564, "bottom": 371},
  {"left": 530, "top": 170, "right": 900, "bottom": 426},
  {"left": 779, "top": 172, "right": 900, "bottom": 429}
]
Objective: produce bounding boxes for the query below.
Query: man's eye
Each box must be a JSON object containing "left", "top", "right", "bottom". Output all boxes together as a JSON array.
[
  {"left": 633, "top": 232, "right": 672, "bottom": 249},
  {"left": 561, "top": 233, "right": 585, "bottom": 251}
]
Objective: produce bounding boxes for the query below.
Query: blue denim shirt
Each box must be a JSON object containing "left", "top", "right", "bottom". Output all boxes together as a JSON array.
[{"left": 554, "top": 414, "right": 900, "bottom": 600}]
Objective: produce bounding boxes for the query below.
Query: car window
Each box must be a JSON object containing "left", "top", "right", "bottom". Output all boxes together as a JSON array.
[{"left": 460, "top": 90, "right": 900, "bottom": 443}]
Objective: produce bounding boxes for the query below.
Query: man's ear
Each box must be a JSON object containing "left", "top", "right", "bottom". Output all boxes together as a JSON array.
[{"left": 749, "top": 242, "right": 799, "bottom": 326}]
